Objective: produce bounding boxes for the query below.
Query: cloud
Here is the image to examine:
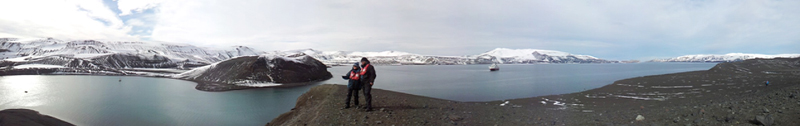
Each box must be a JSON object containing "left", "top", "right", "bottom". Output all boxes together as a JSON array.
[
  {"left": 146, "top": 0, "right": 800, "bottom": 60},
  {"left": 116, "top": 0, "right": 163, "bottom": 16},
  {"left": 2, "top": 0, "right": 799, "bottom": 60},
  {"left": 0, "top": 0, "right": 135, "bottom": 40},
  {"left": 125, "top": 18, "right": 146, "bottom": 27}
]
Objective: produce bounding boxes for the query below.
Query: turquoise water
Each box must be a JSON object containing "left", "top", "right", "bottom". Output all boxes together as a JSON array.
[
  {"left": 0, "top": 75, "right": 318, "bottom": 126},
  {"left": 0, "top": 63, "right": 716, "bottom": 125}
]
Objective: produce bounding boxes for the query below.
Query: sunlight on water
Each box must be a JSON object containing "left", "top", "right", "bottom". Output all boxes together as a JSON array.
[
  {"left": 0, "top": 75, "right": 319, "bottom": 126},
  {"left": 0, "top": 75, "right": 51, "bottom": 107}
]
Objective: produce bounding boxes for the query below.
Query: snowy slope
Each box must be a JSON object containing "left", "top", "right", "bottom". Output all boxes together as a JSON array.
[
  {"left": 650, "top": 53, "right": 800, "bottom": 62},
  {"left": 470, "top": 48, "right": 615, "bottom": 64}
]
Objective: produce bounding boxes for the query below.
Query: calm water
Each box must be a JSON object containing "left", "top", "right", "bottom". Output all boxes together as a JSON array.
[
  {"left": 323, "top": 63, "right": 717, "bottom": 101},
  {"left": 0, "top": 75, "right": 318, "bottom": 126},
  {"left": 0, "top": 63, "right": 715, "bottom": 125}
]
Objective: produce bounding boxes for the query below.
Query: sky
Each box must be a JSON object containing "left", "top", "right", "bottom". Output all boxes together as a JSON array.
[{"left": 1, "top": 0, "right": 799, "bottom": 60}]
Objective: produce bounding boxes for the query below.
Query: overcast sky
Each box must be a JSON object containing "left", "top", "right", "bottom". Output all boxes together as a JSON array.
[{"left": 1, "top": 0, "right": 799, "bottom": 60}]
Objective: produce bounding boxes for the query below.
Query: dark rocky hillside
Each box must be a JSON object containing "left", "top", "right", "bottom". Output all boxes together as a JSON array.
[{"left": 176, "top": 55, "right": 332, "bottom": 91}]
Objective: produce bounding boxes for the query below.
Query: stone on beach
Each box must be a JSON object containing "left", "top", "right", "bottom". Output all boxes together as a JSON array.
[{"left": 635, "top": 115, "right": 645, "bottom": 121}]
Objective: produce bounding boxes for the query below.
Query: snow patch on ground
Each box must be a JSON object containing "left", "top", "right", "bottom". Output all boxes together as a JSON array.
[
  {"left": 259, "top": 54, "right": 307, "bottom": 65},
  {"left": 651, "top": 86, "right": 693, "bottom": 89},
  {"left": 616, "top": 83, "right": 645, "bottom": 88},
  {"left": 499, "top": 101, "right": 510, "bottom": 106},
  {"left": 174, "top": 62, "right": 217, "bottom": 79},
  {"left": 613, "top": 95, "right": 667, "bottom": 101},
  {"left": 235, "top": 83, "right": 282, "bottom": 87},
  {"left": 73, "top": 53, "right": 113, "bottom": 59},
  {"left": 498, "top": 101, "right": 521, "bottom": 107},
  {"left": 13, "top": 64, "right": 66, "bottom": 69}
]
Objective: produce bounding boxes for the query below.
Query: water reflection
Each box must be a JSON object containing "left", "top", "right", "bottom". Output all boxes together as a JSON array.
[
  {"left": 0, "top": 75, "right": 50, "bottom": 107},
  {"left": 0, "top": 75, "right": 320, "bottom": 126}
]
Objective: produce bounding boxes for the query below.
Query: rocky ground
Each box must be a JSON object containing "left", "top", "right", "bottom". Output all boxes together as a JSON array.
[
  {"left": 268, "top": 58, "right": 800, "bottom": 126},
  {"left": 0, "top": 109, "right": 74, "bottom": 126}
]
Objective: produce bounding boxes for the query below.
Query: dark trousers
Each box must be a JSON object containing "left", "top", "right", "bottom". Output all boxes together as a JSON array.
[
  {"left": 345, "top": 88, "right": 359, "bottom": 107},
  {"left": 362, "top": 83, "right": 373, "bottom": 109}
]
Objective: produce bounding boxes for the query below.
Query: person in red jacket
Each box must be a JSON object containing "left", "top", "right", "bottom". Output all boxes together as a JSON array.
[
  {"left": 359, "top": 57, "right": 377, "bottom": 111},
  {"left": 341, "top": 63, "right": 362, "bottom": 109}
]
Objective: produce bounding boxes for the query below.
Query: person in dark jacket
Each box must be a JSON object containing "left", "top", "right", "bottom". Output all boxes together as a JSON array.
[
  {"left": 341, "top": 63, "right": 362, "bottom": 109},
  {"left": 358, "top": 57, "right": 377, "bottom": 111}
]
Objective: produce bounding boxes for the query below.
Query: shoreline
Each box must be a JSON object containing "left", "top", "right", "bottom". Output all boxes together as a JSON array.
[
  {"left": 0, "top": 69, "right": 329, "bottom": 92},
  {"left": 268, "top": 58, "right": 800, "bottom": 125}
]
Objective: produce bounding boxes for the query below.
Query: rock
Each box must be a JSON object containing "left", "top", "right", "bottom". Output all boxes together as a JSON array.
[
  {"left": 755, "top": 115, "right": 774, "bottom": 126},
  {"left": 375, "top": 121, "right": 382, "bottom": 124},
  {"left": 0, "top": 109, "right": 74, "bottom": 126},
  {"left": 635, "top": 115, "right": 645, "bottom": 121},
  {"left": 448, "top": 115, "right": 464, "bottom": 121},
  {"left": 724, "top": 116, "right": 734, "bottom": 122},
  {"left": 763, "top": 108, "right": 770, "bottom": 113}
]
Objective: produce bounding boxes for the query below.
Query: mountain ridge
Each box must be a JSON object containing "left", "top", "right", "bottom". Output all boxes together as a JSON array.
[
  {"left": 0, "top": 38, "right": 628, "bottom": 66},
  {"left": 650, "top": 53, "right": 800, "bottom": 62}
]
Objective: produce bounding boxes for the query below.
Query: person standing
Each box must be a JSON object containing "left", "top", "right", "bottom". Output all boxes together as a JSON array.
[
  {"left": 341, "top": 63, "right": 362, "bottom": 109},
  {"left": 358, "top": 57, "right": 377, "bottom": 111}
]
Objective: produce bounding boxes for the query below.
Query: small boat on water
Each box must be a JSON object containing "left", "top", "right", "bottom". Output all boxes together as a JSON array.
[{"left": 489, "top": 63, "right": 499, "bottom": 71}]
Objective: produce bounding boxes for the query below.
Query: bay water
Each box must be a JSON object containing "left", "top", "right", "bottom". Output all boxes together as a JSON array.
[{"left": 0, "top": 63, "right": 715, "bottom": 125}]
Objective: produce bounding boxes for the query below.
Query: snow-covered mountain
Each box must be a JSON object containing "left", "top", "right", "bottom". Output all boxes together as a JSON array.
[
  {"left": 650, "top": 53, "right": 800, "bottom": 62},
  {"left": 0, "top": 38, "right": 263, "bottom": 69},
  {"left": 470, "top": 48, "right": 618, "bottom": 64},
  {"left": 268, "top": 48, "right": 621, "bottom": 65},
  {"left": 1, "top": 38, "right": 623, "bottom": 67},
  {"left": 277, "top": 49, "right": 459, "bottom": 65},
  {"left": 0, "top": 38, "right": 332, "bottom": 91}
]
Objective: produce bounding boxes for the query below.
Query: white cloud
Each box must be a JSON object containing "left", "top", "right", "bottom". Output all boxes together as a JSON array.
[
  {"left": 116, "top": 0, "right": 164, "bottom": 16},
  {"left": 0, "top": 0, "right": 135, "bottom": 40},
  {"left": 126, "top": 18, "right": 146, "bottom": 27}
]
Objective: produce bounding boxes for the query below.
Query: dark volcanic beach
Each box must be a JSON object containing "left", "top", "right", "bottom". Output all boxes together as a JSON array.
[{"left": 268, "top": 58, "right": 800, "bottom": 125}]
